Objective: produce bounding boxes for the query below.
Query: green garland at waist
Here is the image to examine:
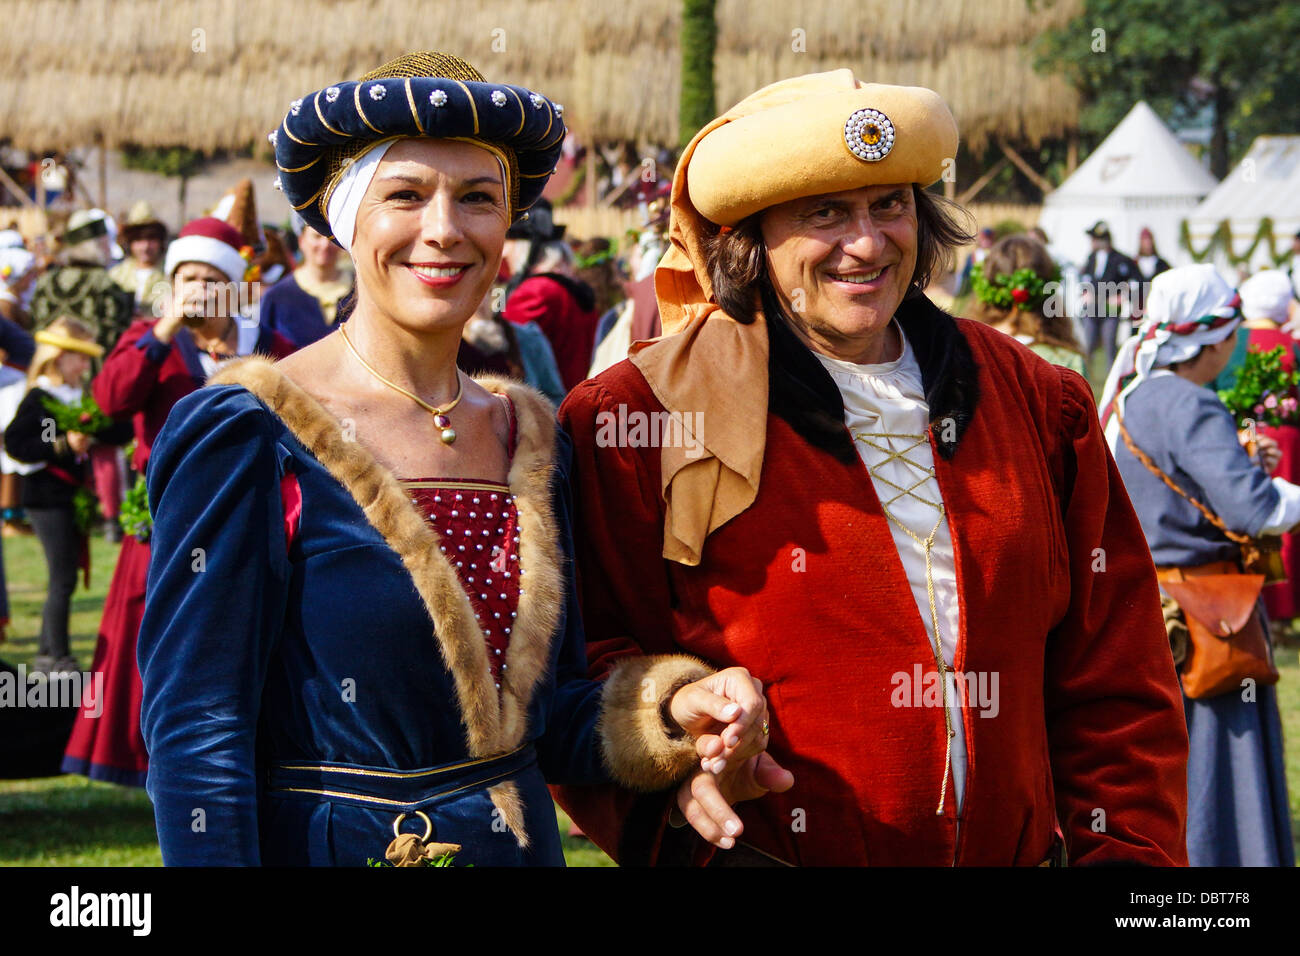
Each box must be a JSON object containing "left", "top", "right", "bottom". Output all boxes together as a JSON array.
[{"left": 119, "top": 473, "right": 151, "bottom": 542}]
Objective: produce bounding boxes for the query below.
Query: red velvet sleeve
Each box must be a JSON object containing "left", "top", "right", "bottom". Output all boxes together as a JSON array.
[
  {"left": 502, "top": 278, "right": 553, "bottom": 328},
  {"left": 549, "top": 368, "right": 695, "bottom": 864},
  {"left": 1045, "top": 368, "right": 1189, "bottom": 866},
  {"left": 92, "top": 320, "right": 171, "bottom": 419}
]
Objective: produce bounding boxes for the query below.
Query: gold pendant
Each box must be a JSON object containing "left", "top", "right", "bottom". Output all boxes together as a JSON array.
[{"left": 434, "top": 413, "right": 455, "bottom": 445}]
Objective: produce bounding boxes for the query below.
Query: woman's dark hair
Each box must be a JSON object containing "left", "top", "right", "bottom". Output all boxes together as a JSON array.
[
  {"left": 704, "top": 185, "right": 975, "bottom": 321},
  {"left": 335, "top": 285, "right": 356, "bottom": 323},
  {"left": 571, "top": 236, "right": 624, "bottom": 316}
]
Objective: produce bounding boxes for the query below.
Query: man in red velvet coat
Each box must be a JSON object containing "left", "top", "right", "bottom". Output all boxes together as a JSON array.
[{"left": 551, "top": 72, "right": 1189, "bottom": 866}]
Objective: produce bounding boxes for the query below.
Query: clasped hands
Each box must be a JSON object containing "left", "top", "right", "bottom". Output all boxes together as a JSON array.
[{"left": 665, "top": 667, "right": 794, "bottom": 850}]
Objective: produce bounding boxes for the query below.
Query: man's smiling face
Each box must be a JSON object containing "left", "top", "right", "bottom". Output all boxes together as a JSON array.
[{"left": 759, "top": 183, "right": 917, "bottom": 362}]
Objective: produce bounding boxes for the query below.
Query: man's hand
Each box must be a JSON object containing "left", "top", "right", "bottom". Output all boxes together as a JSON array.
[{"left": 675, "top": 753, "right": 794, "bottom": 850}]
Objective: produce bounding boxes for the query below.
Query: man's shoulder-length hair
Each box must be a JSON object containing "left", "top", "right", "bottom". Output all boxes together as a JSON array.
[{"left": 703, "top": 186, "right": 974, "bottom": 322}]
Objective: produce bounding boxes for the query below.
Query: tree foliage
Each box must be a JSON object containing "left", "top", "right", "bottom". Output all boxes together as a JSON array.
[
  {"left": 1033, "top": 0, "right": 1300, "bottom": 177},
  {"left": 680, "top": 0, "right": 718, "bottom": 151},
  {"left": 118, "top": 145, "right": 206, "bottom": 180}
]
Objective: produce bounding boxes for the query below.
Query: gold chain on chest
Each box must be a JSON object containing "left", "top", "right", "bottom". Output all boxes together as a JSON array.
[{"left": 855, "top": 429, "right": 955, "bottom": 816}]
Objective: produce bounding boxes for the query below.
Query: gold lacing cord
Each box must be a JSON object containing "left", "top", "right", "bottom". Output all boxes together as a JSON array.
[{"left": 856, "top": 430, "right": 954, "bottom": 816}]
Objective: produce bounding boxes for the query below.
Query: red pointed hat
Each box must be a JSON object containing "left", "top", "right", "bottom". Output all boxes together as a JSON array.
[{"left": 164, "top": 216, "right": 248, "bottom": 283}]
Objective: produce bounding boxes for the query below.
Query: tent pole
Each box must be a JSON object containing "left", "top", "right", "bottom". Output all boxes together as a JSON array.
[
  {"left": 956, "top": 156, "right": 1009, "bottom": 205},
  {"left": 997, "top": 139, "right": 1055, "bottom": 196}
]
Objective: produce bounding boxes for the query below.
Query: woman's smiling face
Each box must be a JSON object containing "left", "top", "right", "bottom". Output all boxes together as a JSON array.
[{"left": 350, "top": 138, "right": 510, "bottom": 333}]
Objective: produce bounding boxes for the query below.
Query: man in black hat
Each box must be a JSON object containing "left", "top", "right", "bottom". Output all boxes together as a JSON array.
[{"left": 1079, "top": 220, "right": 1139, "bottom": 373}]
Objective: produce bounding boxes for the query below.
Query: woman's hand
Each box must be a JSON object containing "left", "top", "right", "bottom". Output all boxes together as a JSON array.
[
  {"left": 667, "top": 666, "right": 767, "bottom": 774},
  {"left": 1254, "top": 434, "right": 1282, "bottom": 474},
  {"left": 66, "top": 431, "right": 91, "bottom": 456},
  {"left": 675, "top": 752, "right": 795, "bottom": 850}
]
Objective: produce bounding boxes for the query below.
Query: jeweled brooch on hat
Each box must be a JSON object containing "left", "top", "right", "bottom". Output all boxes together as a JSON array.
[{"left": 844, "top": 108, "right": 895, "bottom": 162}]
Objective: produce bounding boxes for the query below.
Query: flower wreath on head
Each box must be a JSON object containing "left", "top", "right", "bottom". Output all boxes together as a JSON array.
[
  {"left": 573, "top": 247, "right": 615, "bottom": 270},
  {"left": 970, "top": 262, "right": 1058, "bottom": 312}
]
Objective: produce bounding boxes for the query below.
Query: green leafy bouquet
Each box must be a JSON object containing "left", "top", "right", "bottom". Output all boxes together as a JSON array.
[
  {"left": 39, "top": 392, "right": 112, "bottom": 436},
  {"left": 1218, "top": 345, "right": 1300, "bottom": 428},
  {"left": 119, "top": 473, "right": 152, "bottom": 542}
]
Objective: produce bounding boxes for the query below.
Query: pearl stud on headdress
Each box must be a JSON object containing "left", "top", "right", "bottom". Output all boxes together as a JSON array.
[
  {"left": 491, "top": 90, "right": 508, "bottom": 107},
  {"left": 844, "top": 108, "right": 895, "bottom": 163},
  {"left": 429, "top": 89, "right": 448, "bottom": 107}
]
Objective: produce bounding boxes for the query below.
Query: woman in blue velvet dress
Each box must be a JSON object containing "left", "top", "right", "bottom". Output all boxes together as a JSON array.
[
  {"left": 1101, "top": 264, "right": 1297, "bottom": 867},
  {"left": 137, "top": 52, "right": 774, "bottom": 866}
]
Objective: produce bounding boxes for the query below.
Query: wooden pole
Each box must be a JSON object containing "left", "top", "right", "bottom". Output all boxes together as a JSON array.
[
  {"left": 956, "top": 157, "right": 1010, "bottom": 206},
  {"left": 0, "top": 165, "right": 36, "bottom": 208},
  {"left": 997, "top": 139, "right": 1055, "bottom": 196},
  {"left": 1065, "top": 131, "right": 1078, "bottom": 177},
  {"left": 98, "top": 137, "right": 109, "bottom": 209}
]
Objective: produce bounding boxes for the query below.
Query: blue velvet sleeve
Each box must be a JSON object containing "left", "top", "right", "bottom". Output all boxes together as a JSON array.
[
  {"left": 0, "top": 318, "right": 35, "bottom": 368},
  {"left": 530, "top": 427, "right": 612, "bottom": 786},
  {"left": 138, "top": 385, "right": 291, "bottom": 866},
  {"left": 1171, "top": 386, "right": 1278, "bottom": 537}
]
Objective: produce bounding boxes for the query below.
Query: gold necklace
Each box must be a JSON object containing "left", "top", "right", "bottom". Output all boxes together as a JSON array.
[{"left": 338, "top": 322, "right": 464, "bottom": 444}]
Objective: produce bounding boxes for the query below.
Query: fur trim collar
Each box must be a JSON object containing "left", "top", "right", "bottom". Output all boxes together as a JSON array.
[{"left": 208, "top": 356, "right": 562, "bottom": 759}]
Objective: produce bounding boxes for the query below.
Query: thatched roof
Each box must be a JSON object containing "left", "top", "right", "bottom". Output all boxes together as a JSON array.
[{"left": 2, "top": 0, "right": 1079, "bottom": 155}]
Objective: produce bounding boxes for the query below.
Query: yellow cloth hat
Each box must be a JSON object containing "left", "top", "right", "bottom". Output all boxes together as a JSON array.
[
  {"left": 33, "top": 329, "right": 105, "bottom": 358},
  {"left": 686, "top": 72, "right": 958, "bottom": 226},
  {"left": 631, "top": 69, "right": 959, "bottom": 565}
]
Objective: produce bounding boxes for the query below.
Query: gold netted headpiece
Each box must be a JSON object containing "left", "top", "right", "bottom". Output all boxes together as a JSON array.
[{"left": 318, "top": 52, "right": 522, "bottom": 222}]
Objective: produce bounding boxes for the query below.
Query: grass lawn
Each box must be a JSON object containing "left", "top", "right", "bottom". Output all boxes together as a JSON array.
[
  {"left": 0, "top": 533, "right": 613, "bottom": 867},
  {"left": 1, "top": 532, "right": 1295, "bottom": 866}
]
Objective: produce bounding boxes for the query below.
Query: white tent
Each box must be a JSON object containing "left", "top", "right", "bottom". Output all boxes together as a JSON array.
[
  {"left": 1037, "top": 101, "right": 1218, "bottom": 269},
  {"left": 1186, "top": 136, "right": 1300, "bottom": 279}
]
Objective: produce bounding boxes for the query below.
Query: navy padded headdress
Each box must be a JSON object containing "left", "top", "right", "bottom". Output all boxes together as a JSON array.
[{"left": 271, "top": 52, "right": 566, "bottom": 245}]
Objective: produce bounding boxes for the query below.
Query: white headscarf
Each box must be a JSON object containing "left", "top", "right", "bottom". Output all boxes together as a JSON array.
[
  {"left": 325, "top": 139, "right": 398, "bottom": 253},
  {"left": 0, "top": 247, "right": 35, "bottom": 287},
  {"left": 1099, "top": 263, "right": 1242, "bottom": 450},
  {"left": 1239, "top": 269, "right": 1293, "bottom": 325}
]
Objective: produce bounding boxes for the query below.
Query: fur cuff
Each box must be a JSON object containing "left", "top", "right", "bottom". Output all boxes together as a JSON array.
[{"left": 597, "top": 654, "right": 713, "bottom": 792}]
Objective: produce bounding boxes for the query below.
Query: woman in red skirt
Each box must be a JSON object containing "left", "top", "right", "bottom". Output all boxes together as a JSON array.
[
  {"left": 62, "top": 218, "right": 294, "bottom": 785},
  {"left": 1212, "top": 269, "right": 1300, "bottom": 632}
]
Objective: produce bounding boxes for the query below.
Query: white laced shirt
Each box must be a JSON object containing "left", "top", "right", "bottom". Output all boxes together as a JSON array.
[{"left": 813, "top": 322, "right": 967, "bottom": 814}]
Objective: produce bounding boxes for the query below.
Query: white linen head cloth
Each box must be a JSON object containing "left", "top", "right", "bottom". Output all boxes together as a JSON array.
[
  {"left": 1239, "top": 270, "right": 1293, "bottom": 325},
  {"left": 325, "top": 140, "right": 397, "bottom": 253},
  {"left": 1100, "top": 264, "right": 1241, "bottom": 450}
]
